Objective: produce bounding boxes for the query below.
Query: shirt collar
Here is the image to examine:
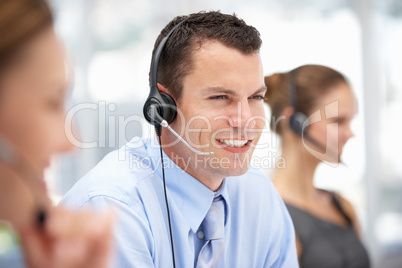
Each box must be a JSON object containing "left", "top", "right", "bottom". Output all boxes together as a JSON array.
[
  {"left": 145, "top": 134, "right": 229, "bottom": 233},
  {"left": 213, "top": 179, "right": 230, "bottom": 226}
]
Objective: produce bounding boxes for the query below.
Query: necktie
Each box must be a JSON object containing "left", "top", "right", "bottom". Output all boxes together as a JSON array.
[{"left": 196, "top": 195, "right": 225, "bottom": 268}]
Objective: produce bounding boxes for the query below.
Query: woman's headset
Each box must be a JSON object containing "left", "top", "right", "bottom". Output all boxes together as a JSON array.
[{"left": 288, "top": 69, "right": 309, "bottom": 137}]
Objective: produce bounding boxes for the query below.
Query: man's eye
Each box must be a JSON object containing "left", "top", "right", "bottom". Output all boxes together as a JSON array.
[
  {"left": 250, "top": 95, "right": 264, "bottom": 100},
  {"left": 210, "top": 95, "right": 228, "bottom": 100}
]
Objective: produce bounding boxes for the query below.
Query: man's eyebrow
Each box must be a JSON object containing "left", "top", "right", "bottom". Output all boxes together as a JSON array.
[
  {"left": 203, "top": 86, "right": 268, "bottom": 96},
  {"left": 204, "top": 87, "right": 238, "bottom": 96},
  {"left": 252, "top": 86, "right": 268, "bottom": 95}
]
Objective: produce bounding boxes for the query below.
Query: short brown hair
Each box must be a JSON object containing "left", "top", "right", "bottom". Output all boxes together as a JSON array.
[
  {"left": 0, "top": 0, "right": 53, "bottom": 70},
  {"left": 264, "top": 64, "right": 348, "bottom": 135},
  {"left": 151, "top": 11, "right": 262, "bottom": 101}
]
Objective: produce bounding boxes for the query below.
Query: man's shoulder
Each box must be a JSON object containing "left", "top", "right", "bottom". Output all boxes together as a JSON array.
[{"left": 60, "top": 137, "right": 158, "bottom": 208}]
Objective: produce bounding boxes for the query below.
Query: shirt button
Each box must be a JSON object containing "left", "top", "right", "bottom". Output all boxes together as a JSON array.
[{"left": 197, "top": 231, "right": 204, "bottom": 239}]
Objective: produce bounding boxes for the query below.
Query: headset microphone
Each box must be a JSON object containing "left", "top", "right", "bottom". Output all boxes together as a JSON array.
[{"left": 147, "top": 105, "right": 213, "bottom": 155}]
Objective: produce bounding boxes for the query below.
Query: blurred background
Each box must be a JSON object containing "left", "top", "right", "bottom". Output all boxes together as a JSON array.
[{"left": 3, "top": 0, "right": 400, "bottom": 267}]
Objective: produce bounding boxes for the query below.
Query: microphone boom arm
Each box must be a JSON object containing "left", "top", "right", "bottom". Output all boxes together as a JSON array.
[{"left": 160, "top": 120, "right": 214, "bottom": 156}]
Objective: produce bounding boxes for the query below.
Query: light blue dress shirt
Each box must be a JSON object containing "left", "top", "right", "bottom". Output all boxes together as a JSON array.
[{"left": 60, "top": 135, "right": 298, "bottom": 268}]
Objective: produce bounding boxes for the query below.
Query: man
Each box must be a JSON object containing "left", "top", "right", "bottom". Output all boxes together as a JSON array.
[{"left": 61, "top": 11, "right": 298, "bottom": 267}]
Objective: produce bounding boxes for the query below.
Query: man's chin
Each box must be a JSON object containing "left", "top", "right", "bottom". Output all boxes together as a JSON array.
[{"left": 220, "top": 165, "right": 250, "bottom": 178}]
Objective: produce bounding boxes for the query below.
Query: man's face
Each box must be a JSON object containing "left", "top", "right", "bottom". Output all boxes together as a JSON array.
[{"left": 166, "top": 41, "right": 266, "bottom": 186}]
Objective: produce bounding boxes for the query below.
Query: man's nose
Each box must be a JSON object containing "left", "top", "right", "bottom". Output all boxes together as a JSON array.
[{"left": 228, "top": 101, "right": 256, "bottom": 129}]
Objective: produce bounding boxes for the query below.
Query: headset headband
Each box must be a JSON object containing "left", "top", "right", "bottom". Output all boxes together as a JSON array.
[
  {"left": 149, "top": 20, "right": 186, "bottom": 89},
  {"left": 289, "top": 69, "right": 299, "bottom": 111}
]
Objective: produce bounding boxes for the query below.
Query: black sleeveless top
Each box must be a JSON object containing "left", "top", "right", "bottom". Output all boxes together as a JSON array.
[{"left": 285, "top": 193, "right": 370, "bottom": 268}]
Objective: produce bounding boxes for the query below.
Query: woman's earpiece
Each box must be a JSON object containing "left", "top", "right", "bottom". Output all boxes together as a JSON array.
[{"left": 288, "top": 69, "right": 309, "bottom": 136}]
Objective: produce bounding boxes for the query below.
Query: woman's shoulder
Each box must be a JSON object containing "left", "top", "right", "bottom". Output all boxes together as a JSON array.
[{"left": 331, "top": 191, "right": 360, "bottom": 230}]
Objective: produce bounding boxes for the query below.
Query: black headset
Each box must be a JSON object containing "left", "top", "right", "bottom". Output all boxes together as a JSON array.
[
  {"left": 143, "top": 20, "right": 186, "bottom": 128},
  {"left": 141, "top": 19, "right": 187, "bottom": 268},
  {"left": 288, "top": 69, "right": 309, "bottom": 136},
  {"left": 288, "top": 69, "right": 339, "bottom": 159}
]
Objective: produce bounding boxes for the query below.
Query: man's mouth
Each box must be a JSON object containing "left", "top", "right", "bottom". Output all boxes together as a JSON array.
[{"left": 216, "top": 139, "right": 250, "bottom": 147}]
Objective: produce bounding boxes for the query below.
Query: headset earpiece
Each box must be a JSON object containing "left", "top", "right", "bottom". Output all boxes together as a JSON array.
[
  {"left": 143, "top": 87, "right": 177, "bottom": 126},
  {"left": 289, "top": 111, "right": 308, "bottom": 136},
  {"left": 288, "top": 69, "right": 309, "bottom": 136},
  {"left": 143, "top": 20, "right": 186, "bottom": 128},
  {"left": 160, "top": 92, "right": 177, "bottom": 124}
]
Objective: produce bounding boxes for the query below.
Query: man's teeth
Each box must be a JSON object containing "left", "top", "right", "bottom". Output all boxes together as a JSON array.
[{"left": 217, "top": 139, "right": 249, "bottom": 147}]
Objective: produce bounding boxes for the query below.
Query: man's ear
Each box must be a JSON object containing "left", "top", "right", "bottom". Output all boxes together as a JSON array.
[{"left": 157, "top": 83, "right": 170, "bottom": 95}]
